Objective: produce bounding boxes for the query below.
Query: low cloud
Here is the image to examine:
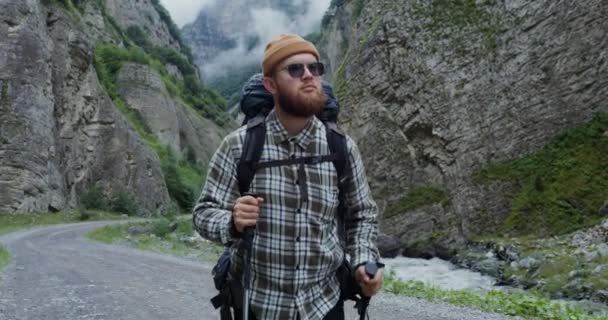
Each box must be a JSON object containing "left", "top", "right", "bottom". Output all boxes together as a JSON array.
[
  {"left": 201, "top": 0, "right": 331, "bottom": 79},
  {"left": 159, "top": 0, "right": 215, "bottom": 27}
]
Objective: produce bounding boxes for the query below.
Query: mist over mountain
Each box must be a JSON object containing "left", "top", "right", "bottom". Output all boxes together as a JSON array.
[{"left": 181, "top": 0, "right": 330, "bottom": 102}]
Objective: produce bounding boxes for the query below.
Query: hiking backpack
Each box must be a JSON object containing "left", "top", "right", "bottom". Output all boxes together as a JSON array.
[{"left": 236, "top": 73, "right": 350, "bottom": 199}]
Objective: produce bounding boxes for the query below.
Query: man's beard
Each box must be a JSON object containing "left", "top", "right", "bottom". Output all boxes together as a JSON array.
[{"left": 277, "top": 84, "right": 327, "bottom": 118}]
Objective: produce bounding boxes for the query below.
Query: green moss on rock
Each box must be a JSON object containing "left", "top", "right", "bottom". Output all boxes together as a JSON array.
[{"left": 475, "top": 112, "right": 608, "bottom": 237}]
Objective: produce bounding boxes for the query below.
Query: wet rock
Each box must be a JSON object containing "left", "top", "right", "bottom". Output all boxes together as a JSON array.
[
  {"left": 496, "top": 245, "right": 519, "bottom": 262},
  {"left": 600, "top": 200, "right": 608, "bottom": 215},
  {"left": 518, "top": 256, "right": 541, "bottom": 270},
  {"left": 597, "top": 243, "right": 608, "bottom": 257},
  {"left": 377, "top": 234, "right": 401, "bottom": 258},
  {"left": 594, "top": 290, "right": 608, "bottom": 303},
  {"left": 402, "top": 246, "right": 434, "bottom": 260},
  {"left": 592, "top": 265, "right": 605, "bottom": 275},
  {"left": 473, "top": 257, "right": 503, "bottom": 278}
]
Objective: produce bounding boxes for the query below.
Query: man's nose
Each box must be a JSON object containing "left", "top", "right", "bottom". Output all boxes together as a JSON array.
[{"left": 301, "top": 65, "right": 314, "bottom": 79}]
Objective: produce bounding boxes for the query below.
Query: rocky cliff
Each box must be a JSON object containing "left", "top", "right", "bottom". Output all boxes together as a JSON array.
[
  {"left": 0, "top": 0, "right": 228, "bottom": 215},
  {"left": 319, "top": 0, "right": 608, "bottom": 254}
]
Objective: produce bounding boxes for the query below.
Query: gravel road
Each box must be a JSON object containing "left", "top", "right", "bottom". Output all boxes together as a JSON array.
[{"left": 0, "top": 221, "right": 520, "bottom": 320}]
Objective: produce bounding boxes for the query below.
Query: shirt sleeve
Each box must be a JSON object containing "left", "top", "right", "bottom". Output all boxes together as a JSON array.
[
  {"left": 343, "top": 136, "right": 380, "bottom": 268},
  {"left": 192, "top": 133, "right": 241, "bottom": 246}
]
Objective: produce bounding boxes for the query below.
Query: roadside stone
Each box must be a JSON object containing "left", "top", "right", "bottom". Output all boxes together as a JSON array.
[
  {"left": 168, "top": 221, "right": 178, "bottom": 233},
  {"left": 128, "top": 225, "right": 151, "bottom": 236}
]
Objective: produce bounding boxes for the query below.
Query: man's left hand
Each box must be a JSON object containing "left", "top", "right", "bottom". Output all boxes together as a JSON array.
[{"left": 354, "top": 265, "right": 383, "bottom": 297}]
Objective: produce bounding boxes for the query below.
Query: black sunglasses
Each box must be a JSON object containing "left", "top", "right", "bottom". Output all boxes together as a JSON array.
[{"left": 279, "top": 62, "right": 325, "bottom": 78}]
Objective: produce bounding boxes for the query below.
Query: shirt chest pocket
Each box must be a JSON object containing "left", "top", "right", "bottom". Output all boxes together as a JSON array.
[{"left": 306, "top": 161, "right": 340, "bottom": 223}]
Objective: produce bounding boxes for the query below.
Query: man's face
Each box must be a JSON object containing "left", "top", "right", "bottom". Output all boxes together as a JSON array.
[{"left": 270, "top": 53, "right": 327, "bottom": 118}]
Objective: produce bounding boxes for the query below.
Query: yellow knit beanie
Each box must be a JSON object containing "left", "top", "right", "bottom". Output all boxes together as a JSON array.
[{"left": 262, "top": 34, "right": 320, "bottom": 76}]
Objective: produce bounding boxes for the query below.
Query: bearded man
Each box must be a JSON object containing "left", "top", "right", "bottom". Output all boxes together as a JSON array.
[{"left": 193, "top": 34, "right": 382, "bottom": 320}]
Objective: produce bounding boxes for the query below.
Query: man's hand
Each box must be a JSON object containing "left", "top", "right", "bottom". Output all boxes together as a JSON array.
[
  {"left": 232, "top": 195, "right": 264, "bottom": 233},
  {"left": 355, "top": 265, "right": 383, "bottom": 297}
]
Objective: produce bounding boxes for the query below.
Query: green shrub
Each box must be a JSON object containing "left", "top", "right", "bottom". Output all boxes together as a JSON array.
[
  {"left": 176, "top": 219, "right": 193, "bottom": 235},
  {"left": 126, "top": 25, "right": 153, "bottom": 50},
  {"left": 352, "top": 0, "right": 364, "bottom": 19},
  {"left": 383, "top": 270, "right": 605, "bottom": 320},
  {"left": 0, "top": 245, "right": 9, "bottom": 271},
  {"left": 161, "top": 146, "right": 198, "bottom": 212},
  {"left": 80, "top": 185, "right": 107, "bottom": 210},
  {"left": 109, "top": 189, "right": 138, "bottom": 216},
  {"left": 151, "top": 218, "right": 172, "bottom": 238},
  {"left": 78, "top": 207, "right": 91, "bottom": 221},
  {"left": 474, "top": 112, "right": 608, "bottom": 236}
]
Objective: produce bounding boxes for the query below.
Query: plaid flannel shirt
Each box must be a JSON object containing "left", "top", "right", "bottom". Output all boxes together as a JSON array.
[{"left": 193, "top": 110, "right": 379, "bottom": 320}]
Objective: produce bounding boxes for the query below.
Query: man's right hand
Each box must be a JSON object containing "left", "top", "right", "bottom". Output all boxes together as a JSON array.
[{"left": 232, "top": 195, "right": 264, "bottom": 233}]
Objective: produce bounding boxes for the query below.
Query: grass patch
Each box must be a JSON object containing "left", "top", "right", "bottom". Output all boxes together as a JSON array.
[
  {"left": 384, "top": 186, "right": 450, "bottom": 218},
  {"left": 87, "top": 217, "right": 223, "bottom": 263},
  {"left": 474, "top": 112, "right": 608, "bottom": 237},
  {"left": 412, "top": 0, "right": 503, "bottom": 57},
  {"left": 384, "top": 269, "right": 606, "bottom": 320},
  {"left": 0, "top": 211, "right": 125, "bottom": 236},
  {"left": 0, "top": 245, "right": 9, "bottom": 270},
  {"left": 352, "top": 0, "right": 364, "bottom": 19}
]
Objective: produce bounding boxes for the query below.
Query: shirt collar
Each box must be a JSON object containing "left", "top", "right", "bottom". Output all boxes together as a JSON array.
[{"left": 266, "top": 109, "right": 320, "bottom": 151}]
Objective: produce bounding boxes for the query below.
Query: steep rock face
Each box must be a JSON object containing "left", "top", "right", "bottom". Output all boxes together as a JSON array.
[
  {"left": 0, "top": 0, "right": 171, "bottom": 214},
  {"left": 116, "top": 62, "right": 225, "bottom": 165},
  {"left": 0, "top": 0, "right": 58, "bottom": 212},
  {"left": 0, "top": 0, "right": 226, "bottom": 215},
  {"left": 105, "top": 0, "right": 180, "bottom": 51},
  {"left": 319, "top": 0, "right": 608, "bottom": 251}
]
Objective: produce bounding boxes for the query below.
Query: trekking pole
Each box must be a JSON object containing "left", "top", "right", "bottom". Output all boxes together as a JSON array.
[
  {"left": 242, "top": 192, "right": 257, "bottom": 320},
  {"left": 242, "top": 227, "right": 254, "bottom": 320},
  {"left": 357, "top": 261, "right": 384, "bottom": 320}
]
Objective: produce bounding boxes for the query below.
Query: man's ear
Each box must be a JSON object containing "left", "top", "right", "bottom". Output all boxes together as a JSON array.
[{"left": 263, "top": 76, "right": 278, "bottom": 95}]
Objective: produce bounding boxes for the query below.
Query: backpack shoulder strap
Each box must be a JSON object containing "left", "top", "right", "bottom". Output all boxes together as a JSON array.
[
  {"left": 236, "top": 115, "right": 266, "bottom": 195},
  {"left": 324, "top": 121, "right": 350, "bottom": 188},
  {"left": 324, "top": 121, "right": 351, "bottom": 245}
]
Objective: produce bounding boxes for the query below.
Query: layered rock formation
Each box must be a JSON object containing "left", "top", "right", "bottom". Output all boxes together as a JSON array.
[
  {"left": 318, "top": 0, "right": 608, "bottom": 253},
  {"left": 0, "top": 0, "right": 226, "bottom": 215}
]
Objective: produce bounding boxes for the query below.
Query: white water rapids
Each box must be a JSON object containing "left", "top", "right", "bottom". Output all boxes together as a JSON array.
[{"left": 383, "top": 257, "right": 497, "bottom": 291}]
